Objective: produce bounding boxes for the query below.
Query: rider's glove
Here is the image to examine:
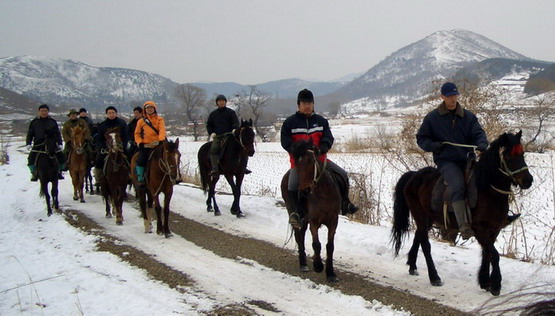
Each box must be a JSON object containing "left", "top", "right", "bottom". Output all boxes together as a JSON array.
[
  {"left": 210, "top": 133, "right": 217, "bottom": 140},
  {"left": 57, "top": 144, "right": 63, "bottom": 151},
  {"left": 431, "top": 142, "right": 443, "bottom": 153},
  {"left": 477, "top": 143, "right": 488, "bottom": 152},
  {"left": 26, "top": 144, "right": 32, "bottom": 151},
  {"left": 320, "top": 143, "right": 330, "bottom": 154}
]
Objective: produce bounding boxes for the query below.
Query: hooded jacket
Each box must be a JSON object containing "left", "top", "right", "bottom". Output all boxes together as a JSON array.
[
  {"left": 134, "top": 101, "right": 166, "bottom": 145},
  {"left": 416, "top": 102, "right": 488, "bottom": 166}
]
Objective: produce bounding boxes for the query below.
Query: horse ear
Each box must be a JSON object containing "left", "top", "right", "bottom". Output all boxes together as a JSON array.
[
  {"left": 249, "top": 118, "right": 253, "bottom": 126},
  {"left": 175, "top": 138, "right": 179, "bottom": 149},
  {"left": 516, "top": 130, "right": 522, "bottom": 140}
]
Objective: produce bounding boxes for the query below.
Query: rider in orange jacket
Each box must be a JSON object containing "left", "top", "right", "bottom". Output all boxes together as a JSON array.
[{"left": 134, "top": 101, "right": 166, "bottom": 184}]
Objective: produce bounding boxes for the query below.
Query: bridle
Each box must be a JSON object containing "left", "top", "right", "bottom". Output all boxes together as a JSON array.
[
  {"left": 152, "top": 143, "right": 181, "bottom": 195},
  {"left": 497, "top": 146, "right": 529, "bottom": 180},
  {"left": 233, "top": 126, "right": 253, "bottom": 150},
  {"left": 303, "top": 149, "right": 327, "bottom": 189}
]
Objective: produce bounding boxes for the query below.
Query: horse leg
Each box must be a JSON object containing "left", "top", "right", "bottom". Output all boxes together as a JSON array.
[
  {"left": 310, "top": 224, "right": 324, "bottom": 274},
  {"left": 154, "top": 195, "right": 164, "bottom": 236},
  {"left": 325, "top": 224, "right": 338, "bottom": 282},
  {"left": 231, "top": 174, "right": 245, "bottom": 218},
  {"left": 52, "top": 180, "right": 59, "bottom": 211},
  {"left": 419, "top": 228, "right": 442, "bottom": 286},
  {"left": 488, "top": 244, "right": 502, "bottom": 296},
  {"left": 42, "top": 181, "right": 53, "bottom": 216},
  {"left": 478, "top": 247, "right": 491, "bottom": 291},
  {"left": 79, "top": 171, "right": 86, "bottom": 203},
  {"left": 209, "top": 180, "right": 221, "bottom": 216},
  {"left": 163, "top": 191, "right": 173, "bottom": 238},
  {"left": 294, "top": 226, "right": 309, "bottom": 272},
  {"left": 224, "top": 175, "right": 238, "bottom": 215},
  {"left": 115, "top": 191, "right": 124, "bottom": 226},
  {"left": 137, "top": 187, "right": 151, "bottom": 233},
  {"left": 71, "top": 171, "right": 79, "bottom": 201},
  {"left": 407, "top": 232, "right": 421, "bottom": 276}
]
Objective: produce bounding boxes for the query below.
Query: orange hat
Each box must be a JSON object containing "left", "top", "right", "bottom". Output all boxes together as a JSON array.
[{"left": 143, "top": 101, "right": 158, "bottom": 111}]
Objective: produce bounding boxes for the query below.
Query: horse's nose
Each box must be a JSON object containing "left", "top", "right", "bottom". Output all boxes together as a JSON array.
[{"left": 520, "top": 174, "right": 533, "bottom": 189}]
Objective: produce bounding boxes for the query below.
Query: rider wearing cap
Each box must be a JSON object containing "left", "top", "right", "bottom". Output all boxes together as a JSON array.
[
  {"left": 134, "top": 101, "right": 166, "bottom": 185},
  {"left": 281, "top": 89, "right": 359, "bottom": 228},
  {"left": 416, "top": 82, "right": 489, "bottom": 240},
  {"left": 206, "top": 94, "right": 240, "bottom": 176},
  {"left": 62, "top": 109, "right": 92, "bottom": 168}
]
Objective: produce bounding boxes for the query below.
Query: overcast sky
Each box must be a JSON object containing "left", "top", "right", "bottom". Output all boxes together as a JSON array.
[{"left": 1, "top": 1, "right": 554, "bottom": 85}]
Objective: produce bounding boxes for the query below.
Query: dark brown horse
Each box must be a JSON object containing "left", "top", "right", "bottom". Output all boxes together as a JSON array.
[
  {"left": 68, "top": 126, "right": 88, "bottom": 202},
  {"left": 198, "top": 119, "right": 255, "bottom": 217},
  {"left": 392, "top": 131, "right": 533, "bottom": 296},
  {"left": 98, "top": 127, "right": 129, "bottom": 225},
  {"left": 280, "top": 139, "right": 341, "bottom": 282},
  {"left": 131, "top": 139, "right": 181, "bottom": 237},
  {"left": 35, "top": 129, "right": 60, "bottom": 216}
]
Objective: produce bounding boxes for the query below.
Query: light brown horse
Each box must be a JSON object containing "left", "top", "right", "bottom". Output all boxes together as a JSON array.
[
  {"left": 280, "top": 139, "right": 342, "bottom": 282},
  {"left": 68, "top": 126, "right": 88, "bottom": 203},
  {"left": 131, "top": 139, "right": 181, "bottom": 237}
]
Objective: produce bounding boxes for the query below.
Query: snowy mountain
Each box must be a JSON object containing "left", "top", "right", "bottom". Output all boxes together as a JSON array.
[
  {"left": 333, "top": 29, "right": 538, "bottom": 111},
  {"left": 0, "top": 56, "right": 179, "bottom": 111}
]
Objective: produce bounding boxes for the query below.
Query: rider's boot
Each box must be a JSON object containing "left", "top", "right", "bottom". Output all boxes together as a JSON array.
[
  {"left": 210, "top": 154, "right": 219, "bottom": 177},
  {"left": 341, "top": 199, "right": 359, "bottom": 215},
  {"left": 136, "top": 166, "right": 145, "bottom": 185},
  {"left": 29, "top": 165, "right": 38, "bottom": 182},
  {"left": 287, "top": 190, "right": 304, "bottom": 229},
  {"left": 453, "top": 200, "right": 474, "bottom": 240}
]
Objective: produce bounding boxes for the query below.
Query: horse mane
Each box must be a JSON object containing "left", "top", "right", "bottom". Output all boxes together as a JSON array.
[
  {"left": 291, "top": 140, "right": 315, "bottom": 161},
  {"left": 475, "top": 136, "right": 503, "bottom": 191}
]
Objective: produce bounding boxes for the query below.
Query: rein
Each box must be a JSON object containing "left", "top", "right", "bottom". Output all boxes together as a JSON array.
[
  {"left": 498, "top": 146, "right": 529, "bottom": 179},
  {"left": 308, "top": 149, "right": 327, "bottom": 187},
  {"left": 151, "top": 144, "right": 180, "bottom": 195}
]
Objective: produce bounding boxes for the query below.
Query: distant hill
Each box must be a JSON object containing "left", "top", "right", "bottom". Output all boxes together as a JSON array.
[
  {"left": 0, "top": 56, "right": 179, "bottom": 113},
  {"left": 332, "top": 29, "right": 540, "bottom": 113},
  {"left": 0, "top": 87, "right": 39, "bottom": 115},
  {"left": 523, "top": 64, "right": 555, "bottom": 95}
]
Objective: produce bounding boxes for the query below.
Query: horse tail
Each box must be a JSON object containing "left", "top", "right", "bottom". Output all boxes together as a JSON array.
[
  {"left": 198, "top": 145, "right": 209, "bottom": 194},
  {"left": 391, "top": 170, "right": 415, "bottom": 257}
]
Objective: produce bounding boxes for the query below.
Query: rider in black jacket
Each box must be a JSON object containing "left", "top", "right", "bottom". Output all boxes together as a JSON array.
[
  {"left": 26, "top": 104, "right": 65, "bottom": 181},
  {"left": 94, "top": 106, "right": 128, "bottom": 180},
  {"left": 206, "top": 94, "right": 240, "bottom": 176}
]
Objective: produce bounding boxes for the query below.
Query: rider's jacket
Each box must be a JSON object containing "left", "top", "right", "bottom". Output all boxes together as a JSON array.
[
  {"left": 62, "top": 118, "right": 91, "bottom": 143},
  {"left": 206, "top": 107, "right": 239, "bottom": 135},
  {"left": 26, "top": 116, "right": 62, "bottom": 148},
  {"left": 96, "top": 117, "right": 128, "bottom": 150},
  {"left": 416, "top": 102, "right": 488, "bottom": 166},
  {"left": 135, "top": 114, "right": 166, "bottom": 145},
  {"left": 280, "top": 111, "right": 334, "bottom": 168}
]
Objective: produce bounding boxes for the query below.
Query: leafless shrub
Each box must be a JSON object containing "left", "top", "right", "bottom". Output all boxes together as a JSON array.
[
  {"left": 348, "top": 172, "right": 382, "bottom": 225},
  {"left": 0, "top": 135, "right": 10, "bottom": 165}
]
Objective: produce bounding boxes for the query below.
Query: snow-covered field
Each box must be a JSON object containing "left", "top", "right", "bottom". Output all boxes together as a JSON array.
[{"left": 1, "top": 136, "right": 554, "bottom": 315}]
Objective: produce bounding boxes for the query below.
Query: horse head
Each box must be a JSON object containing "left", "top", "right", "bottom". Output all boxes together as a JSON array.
[
  {"left": 162, "top": 138, "right": 182, "bottom": 184},
  {"left": 105, "top": 128, "right": 123, "bottom": 154},
  {"left": 44, "top": 128, "right": 58, "bottom": 158},
  {"left": 292, "top": 139, "right": 322, "bottom": 192},
  {"left": 235, "top": 119, "right": 255, "bottom": 157},
  {"left": 482, "top": 130, "right": 533, "bottom": 190},
  {"left": 71, "top": 126, "right": 85, "bottom": 155}
]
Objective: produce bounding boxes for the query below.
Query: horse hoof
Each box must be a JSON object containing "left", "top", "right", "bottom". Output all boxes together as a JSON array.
[
  {"left": 106, "top": 214, "right": 112, "bottom": 218},
  {"left": 214, "top": 210, "right": 221, "bottom": 216},
  {"left": 207, "top": 208, "right": 213, "bottom": 213},
  {"left": 165, "top": 232, "right": 173, "bottom": 238},
  {"left": 47, "top": 211, "right": 53, "bottom": 217},
  {"left": 116, "top": 221, "right": 123, "bottom": 226},
  {"left": 327, "top": 276, "right": 339, "bottom": 283},
  {"left": 409, "top": 269, "right": 419, "bottom": 276},
  {"left": 236, "top": 212, "right": 245, "bottom": 218},
  {"left": 431, "top": 279, "right": 443, "bottom": 286},
  {"left": 300, "top": 265, "right": 309, "bottom": 272},
  {"left": 80, "top": 200, "right": 86, "bottom": 203},
  {"left": 490, "top": 289, "right": 501, "bottom": 296},
  {"left": 73, "top": 196, "right": 78, "bottom": 201}
]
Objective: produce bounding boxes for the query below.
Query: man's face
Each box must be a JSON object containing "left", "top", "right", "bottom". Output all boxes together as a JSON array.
[
  {"left": 133, "top": 110, "right": 142, "bottom": 119},
  {"left": 441, "top": 94, "right": 458, "bottom": 110},
  {"left": 69, "top": 113, "right": 78, "bottom": 120},
  {"left": 217, "top": 99, "right": 226, "bottom": 108},
  {"left": 298, "top": 101, "right": 314, "bottom": 116},
  {"left": 79, "top": 112, "right": 87, "bottom": 118},
  {"left": 38, "top": 108, "right": 49, "bottom": 118},
  {"left": 106, "top": 109, "right": 117, "bottom": 120}
]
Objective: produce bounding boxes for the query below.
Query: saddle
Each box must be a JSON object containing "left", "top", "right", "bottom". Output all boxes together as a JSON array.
[
  {"left": 327, "top": 166, "right": 348, "bottom": 198},
  {"left": 217, "top": 134, "right": 233, "bottom": 160},
  {"left": 431, "top": 159, "right": 478, "bottom": 218}
]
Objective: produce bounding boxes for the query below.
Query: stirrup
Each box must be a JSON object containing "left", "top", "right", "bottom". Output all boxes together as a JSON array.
[
  {"left": 288, "top": 213, "right": 301, "bottom": 229},
  {"left": 245, "top": 169, "right": 252, "bottom": 175},
  {"left": 30, "top": 174, "right": 38, "bottom": 182},
  {"left": 58, "top": 173, "right": 65, "bottom": 180}
]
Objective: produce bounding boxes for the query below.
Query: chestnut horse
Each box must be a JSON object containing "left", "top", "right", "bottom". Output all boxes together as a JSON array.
[
  {"left": 68, "top": 126, "right": 88, "bottom": 202},
  {"left": 392, "top": 131, "right": 533, "bottom": 296},
  {"left": 99, "top": 128, "right": 129, "bottom": 225},
  {"left": 131, "top": 139, "right": 181, "bottom": 237},
  {"left": 198, "top": 119, "right": 255, "bottom": 217},
  {"left": 281, "top": 140, "right": 341, "bottom": 282}
]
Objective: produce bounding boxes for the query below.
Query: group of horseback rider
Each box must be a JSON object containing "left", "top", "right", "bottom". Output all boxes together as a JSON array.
[{"left": 26, "top": 82, "right": 491, "bottom": 239}]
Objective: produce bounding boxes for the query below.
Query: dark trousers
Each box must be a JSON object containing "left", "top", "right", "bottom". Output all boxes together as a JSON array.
[
  {"left": 438, "top": 161, "right": 466, "bottom": 202},
  {"left": 136, "top": 147, "right": 153, "bottom": 167}
]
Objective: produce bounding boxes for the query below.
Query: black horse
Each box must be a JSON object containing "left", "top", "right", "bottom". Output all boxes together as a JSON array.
[
  {"left": 198, "top": 119, "right": 255, "bottom": 217},
  {"left": 281, "top": 139, "right": 342, "bottom": 282},
  {"left": 35, "top": 130, "right": 60, "bottom": 216},
  {"left": 392, "top": 131, "right": 533, "bottom": 296}
]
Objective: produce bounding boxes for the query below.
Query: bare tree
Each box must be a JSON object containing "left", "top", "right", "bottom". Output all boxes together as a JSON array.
[
  {"left": 525, "top": 92, "right": 555, "bottom": 152},
  {"left": 235, "top": 85, "right": 272, "bottom": 137},
  {"left": 174, "top": 84, "right": 207, "bottom": 141}
]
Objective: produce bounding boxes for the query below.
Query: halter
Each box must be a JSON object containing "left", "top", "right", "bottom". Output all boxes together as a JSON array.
[
  {"left": 497, "top": 146, "right": 529, "bottom": 179},
  {"left": 71, "top": 135, "right": 85, "bottom": 155}
]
